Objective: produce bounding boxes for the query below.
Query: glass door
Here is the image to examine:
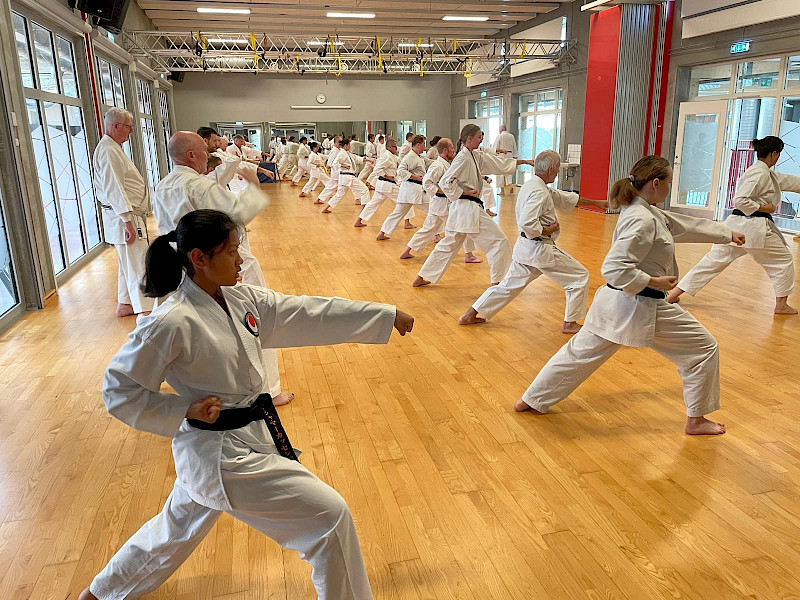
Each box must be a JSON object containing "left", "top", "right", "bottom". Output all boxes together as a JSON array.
[{"left": 671, "top": 100, "right": 728, "bottom": 217}]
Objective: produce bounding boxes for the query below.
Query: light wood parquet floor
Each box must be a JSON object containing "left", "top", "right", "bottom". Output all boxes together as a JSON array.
[{"left": 1, "top": 180, "right": 800, "bottom": 599}]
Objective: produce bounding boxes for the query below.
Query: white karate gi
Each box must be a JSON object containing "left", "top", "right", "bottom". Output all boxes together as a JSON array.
[
  {"left": 375, "top": 140, "right": 386, "bottom": 156},
  {"left": 677, "top": 160, "right": 800, "bottom": 298},
  {"left": 292, "top": 143, "right": 311, "bottom": 183},
  {"left": 94, "top": 134, "right": 154, "bottom": 314},
  {"left": 279, "top": 141, "right": 299, "bottom": 178},
  {"left": 380, "top": 150, "right": 428, "bottom": 235},
  {"left": 317, "top": 147, "right": 342, "bottom": 204},
  {"left": 407, "top": 156, "right": 476, "bottom": 254},
  {"left": 471, "top": 175, "right": 589, "bottom": 323},
  {"left": 492, "top": 131, "right": 517, "bottom": 187},
  {"left": 426, "top": 146, "right": 439, "bottom": 160},
  {"left": 398, "top": 140, "right": 412, "bottom": 159},
  {"left": 212, "top": 149, "right": 241, "bottom": 187},
  {"left": 329, "top": 150, "right": 369, "bottom": 208},
  {"left": 520, "top": 197, "right": 733, "bottom": 417},
  {"left": 90, "top": 277, "right": 396, "bottom": 599},
  {"left": 480, "top": 177, "right": 497, "bottom": 211},
  {"left": 358, "top": 151, "right": 401, "bottom": 222},
  {"left": 302, "top": 151, "right": 330, "bottom": 194},
  {"left": 358, "top": 140, "right": 377, "bottom": 181},
  {"left": 322, "top": 137, "right": 333, "bottom": 153},
  {"left": 417, "top": 147, "right": 516, "bottom": 284}
]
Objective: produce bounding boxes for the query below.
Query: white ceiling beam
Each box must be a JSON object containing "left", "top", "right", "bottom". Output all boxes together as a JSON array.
[
  {"left": 147, "top": 21, "right": 504, "bottom": 36},
  {"left": 136, "top": 0, "right": 560, "bottom": 12}
]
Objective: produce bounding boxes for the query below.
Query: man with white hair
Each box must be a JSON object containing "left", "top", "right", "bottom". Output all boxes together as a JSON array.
[
  {"left": 458, "top": 150, "right": 605, "bottom": 333},
  {"left": 152, "top": 131, "right": 295, "bottom": 406},
  {"left": 94, "top": 107, "right": 154, "bottom": 319},
  {"left": 493, "top": 125, "right": 517, "bottom": 191}
]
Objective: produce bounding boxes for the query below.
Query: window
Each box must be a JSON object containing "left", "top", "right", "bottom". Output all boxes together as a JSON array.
[
  {"left": 778, "top": 97, "right": 800, "bottom": 218},
  {"left": 736, "top": 58, "right": 781, "bottom": 93},
  {"left": 0, "top": 182, "right": 19, "bottom": 317},
  {"left": 785, "top": 56, "right": 800, "bottom": 90},
  {"left": 158, "top": 89, "right": 173, "bottom": 171},
  {"left": 136, "top": 78, "right": 161, "bottom": 195},
  {"left": 14, "top": 12, "right": 100, "bottom": 274},
  {"left": 471, "top": 96, "right": 502, "bottom": 118},
  {"left": 687, "top": 64, "right": 732, "bottom": 99},
  {"left": 96, "top": 57, "right": 132, "bottom": 158},
  {"left": 518, "top": 88, "right": 563, "bottom": 184}
]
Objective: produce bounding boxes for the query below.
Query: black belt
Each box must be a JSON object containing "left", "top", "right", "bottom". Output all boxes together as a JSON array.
[
  {"left": 435, "top": 192, "right": 447, "bottom": 197},
  {"left": 186, "top": 393, "right": 298, "bottom": 461},
  {"left": 379, "top": 176, "right": 396, "bottom": 183},
  {"left": 732, "top": 208, "right": 774, "bottom": 222},
  {"left": 606, "top": 283, "right": 666, "bottom": 300},
  {"left": 460, "top": 193, "right": 484, "bottom": 208},
  {"left": 406, "top": 178, "right": 423, "bottom": 185},
  {"left": 340, "top": 171, "right": 355, "bottom": 176},
  {"left": 520, "top": 232, "right": 544, "bottom": 241}
]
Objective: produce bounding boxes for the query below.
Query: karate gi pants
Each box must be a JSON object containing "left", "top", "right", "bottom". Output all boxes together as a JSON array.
[
  {"left": 418, "top": 212, "right": 512, "bottom": 284},
  {"left": 329, "top": 177, "right": 370, "bottom": 208},
  {"left": 358, "top": 162, "right": 373, "bottom": 181},
  {"left": 317, "top": 177, "right": 339, "bottom": 204},
  {"left": 472, "top": 250, "right": 589, "bottom": 323},
  {"left": 115, "top": 240, "right": 154, "bottom": 314},
  {"left": 291, "top": 162, "right": 309, "bottom": 183},
  {"left": 303, "top": 171, "right": 330, "bottom": 195},
  {"left": 677, "top": 230, "right": 795, "bottom": 297},
  {"left": 521, "top": 301, "right": 720, "bottom": 418},
  {"left": 407, "top": 212, "right": 476, "bottom": 254},
  {"left": 380, "top": 201, "right": 426, "bottom": 235},
  {"left": 89, "top": 456, "right": 372, "bottom": 600},
  {"left": 279, "top": 156, "right": 297, "bottom": 179}
]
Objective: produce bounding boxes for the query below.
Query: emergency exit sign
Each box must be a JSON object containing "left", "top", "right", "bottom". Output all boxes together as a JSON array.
[{"left": 730, "top": 41, "right": 750, "bottom": 54}]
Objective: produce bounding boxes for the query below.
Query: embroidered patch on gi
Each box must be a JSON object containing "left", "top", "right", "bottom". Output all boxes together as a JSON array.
[{"left": 243, "top": 312, "right": 259, "bottom": 337}]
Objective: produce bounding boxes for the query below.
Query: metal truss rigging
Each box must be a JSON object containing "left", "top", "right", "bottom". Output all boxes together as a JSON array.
[{"left": 122, "top": 32, "right": 576, "bottom": 76}]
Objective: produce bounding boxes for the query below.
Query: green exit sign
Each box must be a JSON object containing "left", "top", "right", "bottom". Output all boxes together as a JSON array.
[{"left": 730, "top": 41, "right": 751, "bottom": 54}]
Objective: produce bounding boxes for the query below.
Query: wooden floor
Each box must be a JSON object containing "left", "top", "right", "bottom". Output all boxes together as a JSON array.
[{"left": 2, "top": 181, "right": 800, "bottom": 600}]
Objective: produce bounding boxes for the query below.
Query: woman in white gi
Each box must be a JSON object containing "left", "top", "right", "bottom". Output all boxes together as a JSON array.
[
  {"left": 667, "top": 136, "right": 800, "bottom": 314},
  {"left": 300, "top": 142, "right": 329, "bottom": 197},
  {"left": 78, "top": 209, "right": 414, "bottom": 600},
  {"left": 516, "top": 156, "right": 746, "bottom": 436},
  {"left": 376, "top": 135, "right": 429, "bottom": 240},
  {"left": 400, "top": 137, "right": 480, "bottom": 263},
  {"left": 459, "top": 150, "right": 606, "bottom": 333},
  {"left": 412, "top": 124, "right": 533, "bottom": 288},
  {"left": 315, "top": 136, "right": 342, "bottom": 206},
  {"left": 321, "top": 138, "right": 371, "bottom": 213},
  {"left": 291, "top": 136, "right": 310, "bottom": 186}
]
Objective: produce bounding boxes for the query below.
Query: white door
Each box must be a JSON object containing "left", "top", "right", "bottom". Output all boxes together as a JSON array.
[{"left": 671, "top": 100, "right": 728, "bottom": 217}]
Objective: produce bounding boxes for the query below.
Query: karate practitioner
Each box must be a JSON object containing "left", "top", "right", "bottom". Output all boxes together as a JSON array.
[
  {"left": 493, "top": 125, "right": 517, "bottom": 191},
  {"left": 315, "top": 136, "right": 343, "bottom": 206},
  {"left": 358, "top": 133, "right": 377, "bottom": 183},
  {"left": 426, "top": 136, "right": 441, "bottom": 160},
  {"left": 94, "top": 107, "right": 154, "bottom": 319},
  {"left": 412, "top": 124, "right": 533, "bottom": 288},
  {"left": 321, "top": 138, "right": 370, "bottom": 213},
  {"left": 227, "top": 134, "right": 277, "bottom": 184},
  {"left": 400, "top": 137, "right": 481, "bottom": 263},
  {"left": 355, "top": 138, "right": 401, "bottom": 227},
  {"left": 198, "top": 126, "right": 240, "bottom": 187},
  {"left": 459, "top": 150, "right": 606, "bottom": 333},
  {"left": 153, "top": 131, "right": 295, "bottom": 407},
  {"left": 77, "top": 209, "right": 415, "bottom": 600},
  {"left": 300, "top": 142, "right": 329, "bottom": 197},
  {"left": 278, "top": 136, "right": 299, "bottom": 180},
  {"left": 515, "top": 155, "right": 746, "bottom": 436},
  {"left": 667, "top": 136, "right": 800, "bottom": 314},
  {"left": 322, "top": 134, "right": 333, "bottom": 154},
  {"left": 398, "top": 132, "right": 414, "bottom": 159},
  {"left": 376, "top": 135, "right": 429, "bottom": 240},
  {"left": 375, "top": 134, "right": 386, "bottom": 157},
  {"left": 480, "top": 175, "right": 498, "bottom": 217},
  {"left": 291, "top": 137, "right": 310, "bottom": 186}
]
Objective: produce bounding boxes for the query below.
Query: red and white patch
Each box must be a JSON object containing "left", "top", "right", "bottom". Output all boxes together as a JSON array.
[{"left": 243, "top": 312, "right": 259, "bottom": 337}]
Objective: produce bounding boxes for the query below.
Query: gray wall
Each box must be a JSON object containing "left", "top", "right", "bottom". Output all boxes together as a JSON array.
[{"left": 172, "top": 73, "right": 452, "bottom": 136}]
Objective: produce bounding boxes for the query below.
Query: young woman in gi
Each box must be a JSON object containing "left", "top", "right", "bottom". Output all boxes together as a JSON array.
[
  {"left": 79, "top": 209, "right": 414, "bottom": 600},
  {"left": 515, "top": 156, "right": 746, "bottom": 436}
]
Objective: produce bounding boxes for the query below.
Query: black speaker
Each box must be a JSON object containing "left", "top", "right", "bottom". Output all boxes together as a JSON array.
[
  {"left": 68, "top": 0, "right": 131, "bottom": 34},
  {"left": 168, "top": 71, "right": 185, "bottom": 83}
]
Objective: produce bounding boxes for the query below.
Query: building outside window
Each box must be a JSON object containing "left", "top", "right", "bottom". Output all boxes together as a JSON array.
[
  {"left": 135, "top": 78, "right": 160, "bottom": 197},
  {"left": 96, "top": 56, "right": 133, "bottom": 158},
  {"left": 518, "top": 88, "right": 563, "bottom": 184}
]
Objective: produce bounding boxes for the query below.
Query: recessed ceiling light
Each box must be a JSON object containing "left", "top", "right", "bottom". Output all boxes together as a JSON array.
[
  {"left": 442, "top": 15, "right": 489, "bottom": 21},
  {"left": 197, "top": 7, "right": 251, "bottom": 14},
  {"left": 398, "top": 43, "right": 433, "bottom": 48},
  {"left": 326, "top": 12, "right": 375, "bottom": 18}
]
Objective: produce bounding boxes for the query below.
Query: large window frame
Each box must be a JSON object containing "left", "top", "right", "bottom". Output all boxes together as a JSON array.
[{"left": 517, "top": 88, "right": 563, "bottom": 185}]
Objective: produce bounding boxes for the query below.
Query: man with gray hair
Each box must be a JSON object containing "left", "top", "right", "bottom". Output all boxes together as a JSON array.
[
  {"left": 459, "top": 149, "right": 606, "bottom": 333},
  {"left": 94, "top": 107, "right": 154, "bottom": 319}
]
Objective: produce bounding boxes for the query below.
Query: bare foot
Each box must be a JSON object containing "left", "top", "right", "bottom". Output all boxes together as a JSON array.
[
  {"left": 299, "top": 192, "right": 307, "bottom": 197},
  {"left": 376, "top": 232, "right": 390, "bottom": 241},
  {"left": 464, "top": 252, "right": 483, "bottom": 264},
  {"left": 433, "top": 234, "right": 443, "bottom": 243},
  {"left": 354, "top": 218, "right": 367, "bottom": 227},
  {"left": 291, "top": 182, "right": 298, "bottom": 187},
  {"left": 486, "top": 209, "right": 497, "bottom": 217},
  {"left": 116, "top": 303, "right": 134, "bottom": 317},
  {"left": 400, "top": 247, "right": 414, "bottom": 259},
  {"left": 491, "top": 282, "right": 500, "bottom": 286},
  {"left": 404, "top": 221, "right": 417, "bottom": 230},
  {"left": 78, "top": 588, "right": 98, "bottom": 600},
  {"left": 775, "top": 297, "right": 798, "bottom": 315},
  {"left": 322, "top": 206, "right": 331, "bottom": 213},
  {"left": 561, "top": 321, "right": 582, "bottom": 334},
  {"left": 685, "top": 416, "right": 726, "bottom": 435},
  {"left": 273, "top": 392, "right": 295, "bottom": 407},
  {"left": 514, "top": 399, "right": 543, "bottom": 413},
  {"left": 412, "top": 276, "right": 431, "bottom": 287},
  {"left": 458, "top": 308, "right": 486, "bottom": 325},
  {"left": 313, "top": 199, "right": 324, "bottom": 205},
  {"left": 666, "top": 288, "right": 684, "bottom": 304}
]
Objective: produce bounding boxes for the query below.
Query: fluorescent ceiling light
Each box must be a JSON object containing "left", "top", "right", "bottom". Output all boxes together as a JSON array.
[
  {"left": 580, "top": 0, "right": 613, "bottom": 11},
  {"left": 208, "top": 38, "right": 247, "bottom": 43},
  {"left": 197, "top": 7, "right": 251, "bottom": 14},
  {"left": 306, "top": 40, "right": 344, "bottom": 46},
  {"left": 326, "top": 12, "right": 375, "bottom": 18},
  {"left": 442, "top": 15, "right": 489, "bottom": 21},
  {"left": 398, "top": 43, "right": 433, "bottom": 48}
]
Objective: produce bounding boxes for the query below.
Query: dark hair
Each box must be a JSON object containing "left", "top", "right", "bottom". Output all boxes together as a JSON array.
[
  {"left": 141, "top": 210, "right": 241, "bottom": 298},
  {"left": 206, "top": 155, "right": 222, "bottom": 170},
  {"left": 608, "top": 155, "right": 671, "bottom": 210},
  {"left": 309, "top": 141, "right": 320, "bottom": 151},
  {"left": 289, "top": 135, "right": 296, "bottom": 142},
  {"left": 405, "top": 132, "right": 413, "bottom": 140},
  {"left": 751, "top": 136, "right": 784, "bottom": 159},
  {"left": 368, "top": 133, "right": 374, "bottom": 141},
  {"left": 299, "top": 136, "right": 308, "bottom": 143},
  {"left": 411, "top": 134, "right": 425, "bottom": 146},
  {"left": 196, "top": 126, "right": 219, "bottom": 140},
  {"left": 429, "top": 135, "right": 441, "bottom": 147}
]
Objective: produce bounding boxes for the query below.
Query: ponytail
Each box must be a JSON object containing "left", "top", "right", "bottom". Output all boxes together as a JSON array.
[
  {"left": 609, "top": 155, "right": 671, "bottom": 210},
  {"left": 140, "top": 209, "right": 241, "bottom": 297},
  {"left": 456, "top": 123, "right": 481, "bottom": 155},
  {"left": 751, "top": 135, "right": 784, "bottom": 159}
]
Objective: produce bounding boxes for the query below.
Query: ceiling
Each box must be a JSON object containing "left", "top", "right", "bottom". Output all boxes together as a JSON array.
[{"left": 133, "top": 0, "right": 568, "bottom": 38}]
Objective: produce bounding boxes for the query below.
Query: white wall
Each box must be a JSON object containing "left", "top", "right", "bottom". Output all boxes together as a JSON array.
[{"left": 172, "top": 73, "right": 453, "bottom": 137}]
